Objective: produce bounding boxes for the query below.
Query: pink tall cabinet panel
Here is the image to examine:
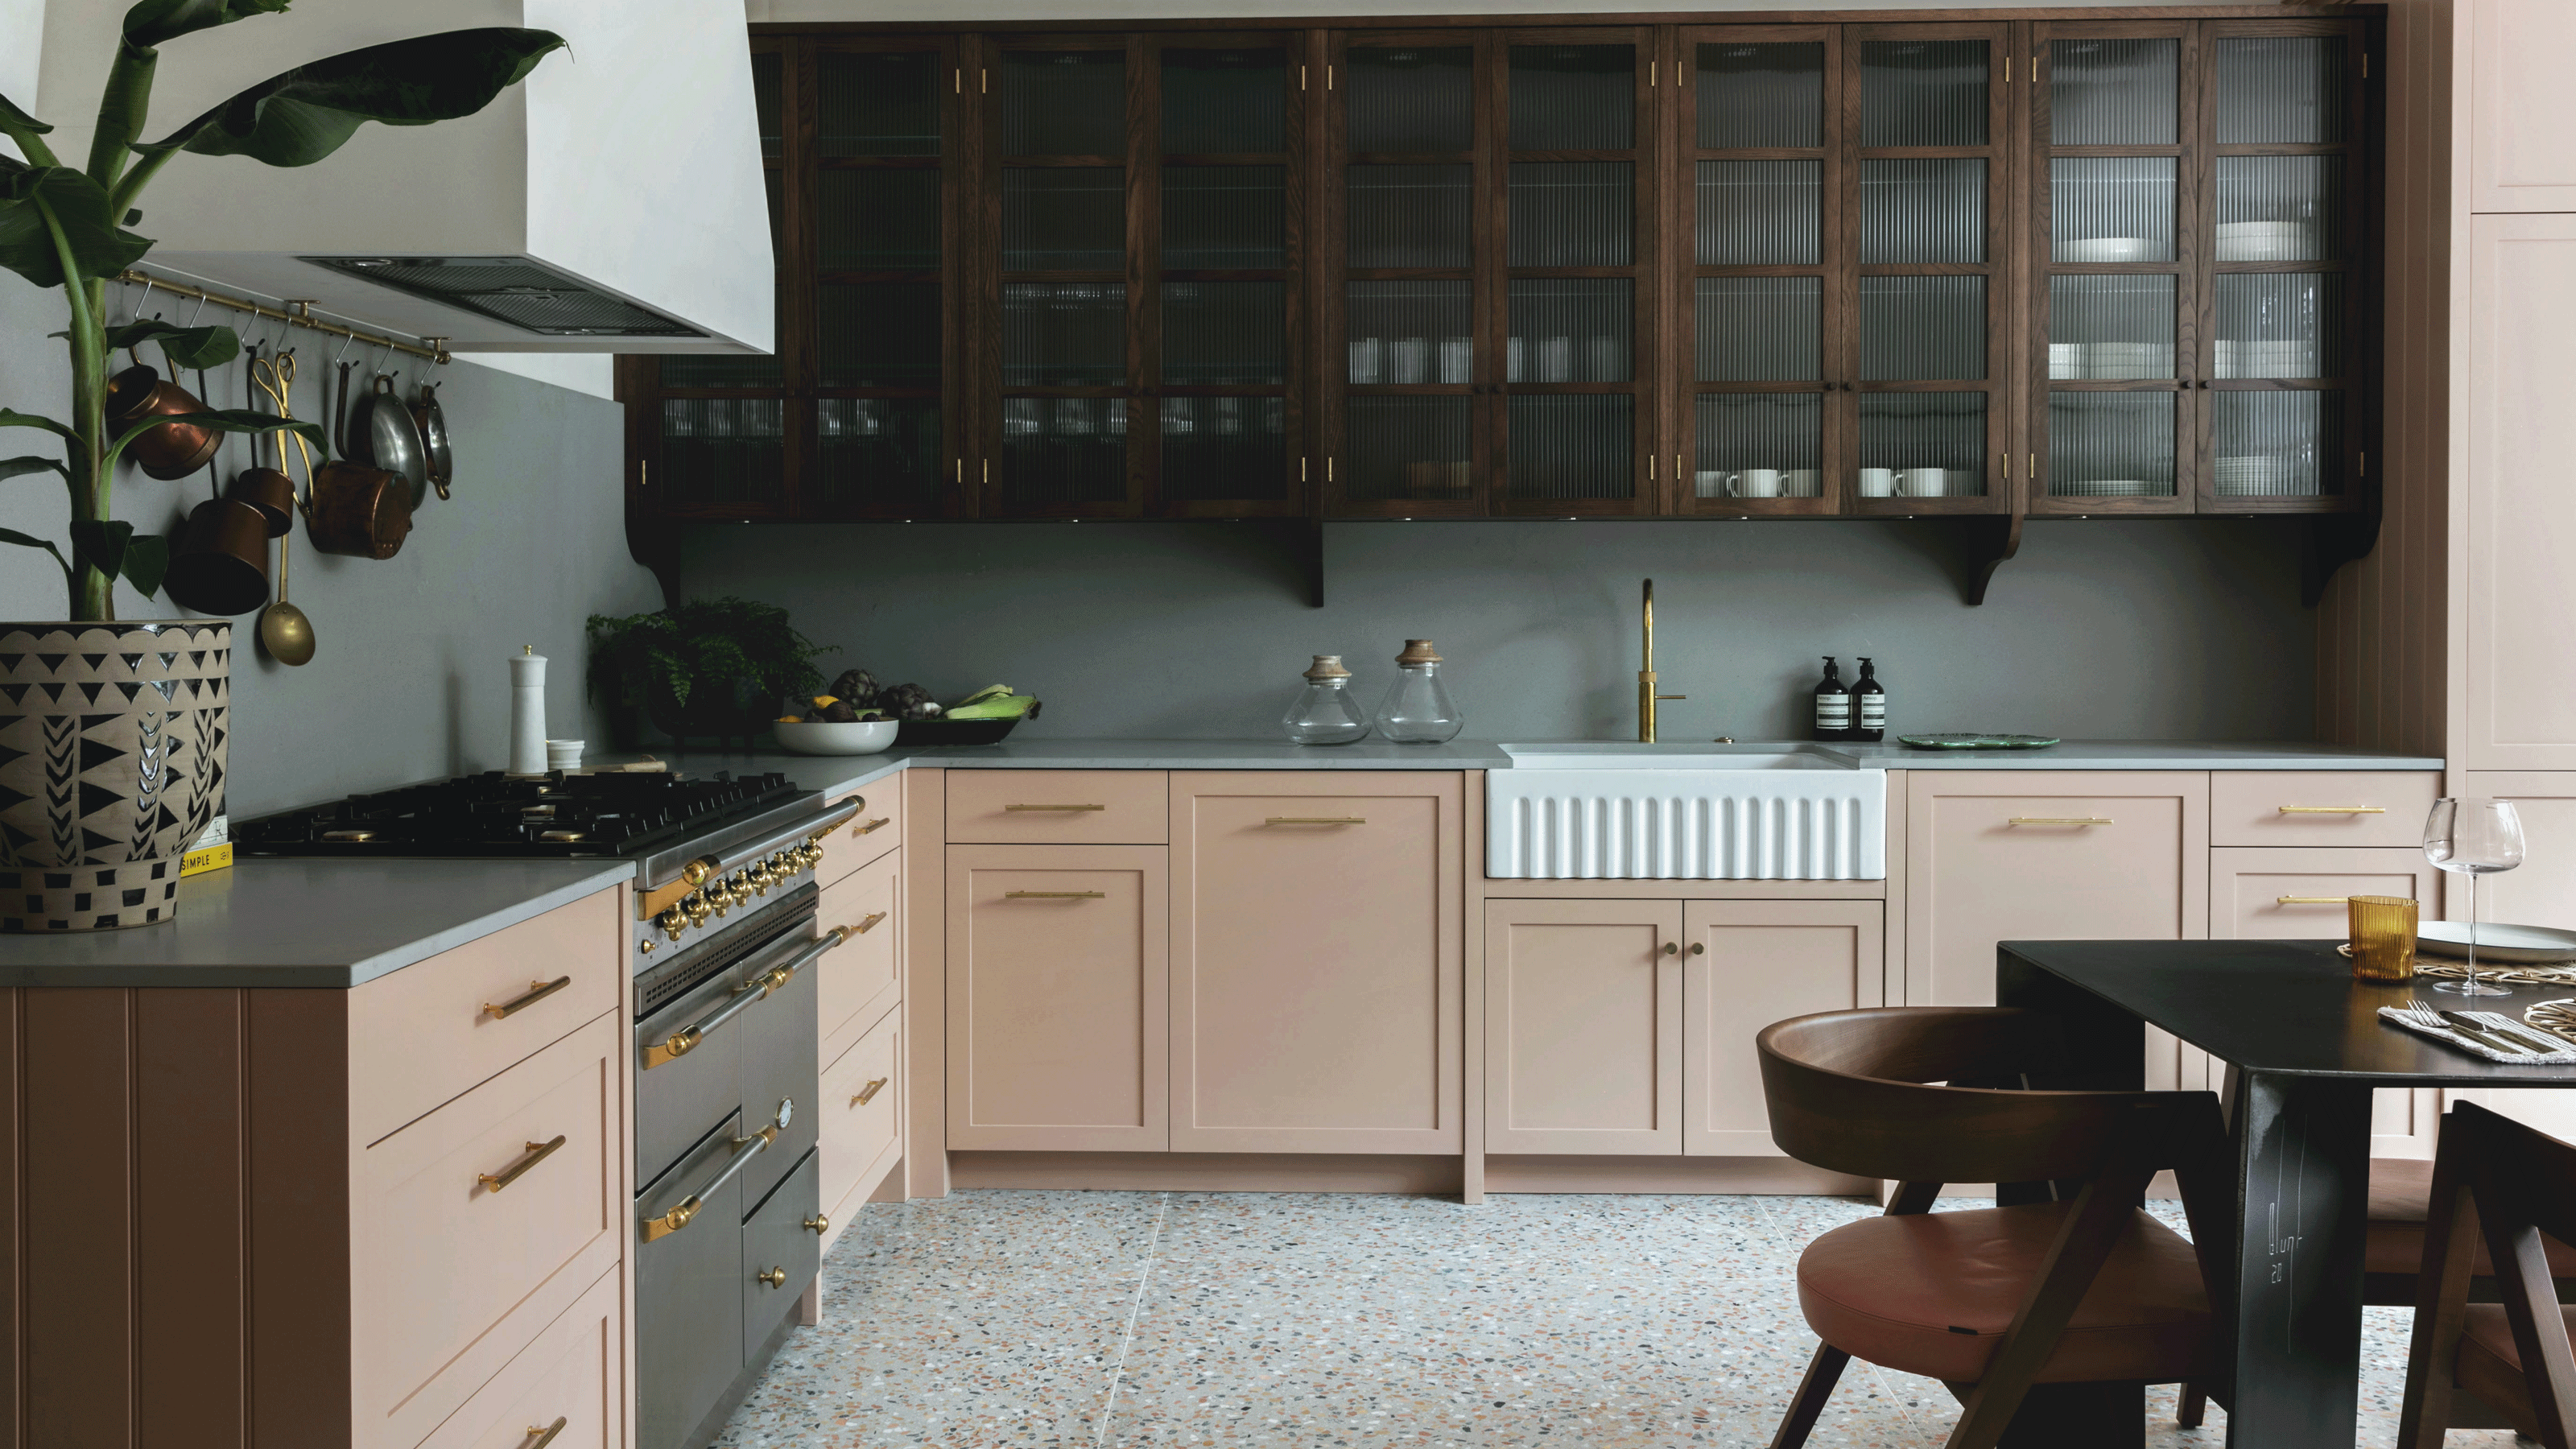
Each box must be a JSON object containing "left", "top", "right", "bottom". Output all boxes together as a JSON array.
[
  {"left": 1170, "top": 772, "right": 1463, "bottom": 1154},
  {"left": 1482, "top": 899, "right": 1684, "bottom": 1156},
  {"left": 2464, "top": 213, "right": 2576, "bottom": 768},
  {"left": 2468, "top": 0, "right": 2576, "bottom": 212}
]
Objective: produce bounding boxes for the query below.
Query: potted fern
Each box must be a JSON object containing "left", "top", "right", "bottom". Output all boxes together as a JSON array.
[
  {"left": 0, "top": 3, "right": 564, "bottom": 931},
  {"left": 586, "top": 598, "right": 837, "bottom": 749}
]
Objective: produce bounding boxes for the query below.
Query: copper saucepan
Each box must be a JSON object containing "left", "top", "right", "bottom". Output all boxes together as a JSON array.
[
  {"left": 225, "top": 356, "right": 300, "bottom": 536},
  {"left": 103, "top": 359, "right": 220, "bottom": 481},
  {"left": 305, "top": 461, "right": 412, "bottom": 559}
]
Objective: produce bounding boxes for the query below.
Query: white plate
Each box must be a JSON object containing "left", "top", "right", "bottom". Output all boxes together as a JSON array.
[
  {"left": 2061, "top": 237, "right": 2158, "bottom": 262},
  {"left": 774, "top": 719, "right": 900, "bottom": 755},
  {"left": 2417, "top": 920, "right": 2576, "bottom": 965},
  {"left": 2055, "top": 479, "right": 2164, "bottom": 497}
]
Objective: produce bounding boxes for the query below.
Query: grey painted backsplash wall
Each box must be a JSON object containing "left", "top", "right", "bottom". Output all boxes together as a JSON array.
[
  {"left": 0, "top": 279, "right": 663, "bottom": 816},
  {"left": 683, "top": 516, "right": 2316, "bottom": 743}
]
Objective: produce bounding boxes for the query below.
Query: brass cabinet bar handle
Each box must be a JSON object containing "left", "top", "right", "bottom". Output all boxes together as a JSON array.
[
  {"left": 2277, "top": 895, "right": 2352, "bottom": 905},
  {"left": 1265, "top": 816, "right": 1368, "bottom": 825},
  {"left": 477, "top": 1135, "right": 567, "bottom": 1193},
  {"left": 2008, "top": 817, "right": 2113, "bottom": 827},
  {"left": 854, "top": 1076, "right": 889, "bottom": 1106},
  {"left": 640, "top": 1117, "right": 783, "bottom": 1242},
  {"left": 1004, "top": 890, "right": 1105, "bottom": 899},
  {"left": 484, "top": 976, "right": 572, "bottom": 1019},
  {"left": 852, "top": 816, "right": 893, "bottom": 836},
  {"left": 521, "top": 1418, "right": 568, "bottom": 1449},
  {"left": 2278, "top": 805, "right": 2387, "bottom": 815},
  {"left": 641, "top": 929, "right": 848, "bottom": 1070},
  {"left": 849, "top": 911, "right": 889, "bottom": 935},
  {"left": 1005, "top": 803, "right": 1106, "bottom": 812}
]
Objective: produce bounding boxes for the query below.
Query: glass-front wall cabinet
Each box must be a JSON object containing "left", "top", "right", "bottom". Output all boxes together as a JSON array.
[{"left": 627, "top": 17, "right": 2372, "bottom": 526}]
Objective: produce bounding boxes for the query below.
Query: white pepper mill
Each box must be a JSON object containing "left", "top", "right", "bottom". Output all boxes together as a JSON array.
[{"left": 509, "top": 645, "right": 549, "bottom": 775}]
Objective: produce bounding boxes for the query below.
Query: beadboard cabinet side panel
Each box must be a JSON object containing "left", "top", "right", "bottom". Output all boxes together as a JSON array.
[
  {"left": 246, "top": 989, "right": 353, "bottom": 1449},
  {"left": 136, "top": 991, "right": 248, "bottom": 1449},
  {"left": 23, "top": 990, "right": 134, "bottom": 1449},
  {"left": 904, "top": 767, "right": 945, "bottom": 1199}
]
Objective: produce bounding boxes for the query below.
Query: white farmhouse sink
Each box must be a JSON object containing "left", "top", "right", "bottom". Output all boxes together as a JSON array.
[{"left": 1487, "top": 743, "right": 1885, "bottom": 881}]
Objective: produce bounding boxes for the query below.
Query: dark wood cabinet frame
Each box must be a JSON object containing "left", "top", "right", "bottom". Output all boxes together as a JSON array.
[{"left": 622, "top": 6, "right": 2382, "bottom": 609}]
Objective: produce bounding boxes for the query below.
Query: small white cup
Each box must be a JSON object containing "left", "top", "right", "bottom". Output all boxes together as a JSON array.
[
  {"left": 1857, "top": 468, "right": 1897, "bottom": 498},
  {"left": 1729, "top": 469, "right": 1783, "bottom": 498},
  {"left": 546, "top": 739, "right": 586, "bottom": 773},
  {"left": 1695, "top": 469, "right": 1728, "bottom": 499},
  {"left": 1898, "top": 467, "right": 1948, "bottom": 497}
]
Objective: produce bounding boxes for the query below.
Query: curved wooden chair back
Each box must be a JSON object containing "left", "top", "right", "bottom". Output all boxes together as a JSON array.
[{"left": 2399, "top": 1102, "right": 2576, "bottom": 1449}]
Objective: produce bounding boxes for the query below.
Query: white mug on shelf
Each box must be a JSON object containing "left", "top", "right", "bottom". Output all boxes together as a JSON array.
[
  {"left": 1728, "top": 469, "right": 1784, "bottom": 498},
  {"left": 1857, "top": 468, "right": 1897, "bottom": 498},
  {"left": 1392, "top": 337, "right": 1430, "bottom": 384},
  {"left": 1695, "top": 469, "right": 1728, "bottom": 499},
  {"left": 1898, "top": 467, "right": 1948, "bottom": 497},
  {"left": 1348, "top": 338, "right": 1383, "bottom": 385},
  {"left": 1781, "top": 469, "right": 1820, "bottom": 497}
]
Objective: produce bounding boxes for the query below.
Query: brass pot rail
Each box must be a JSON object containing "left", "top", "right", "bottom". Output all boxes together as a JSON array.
[
  {"left": 484, "top": 976, "right": 572, "bottom": 1019},
  {"left": 639, "top": 1113, "right": 785, "bottom": 1243},
  {"left": 114, "top": 269, "right": 452, "bottom": 364},
  {"left": 640, "top": 927, "right": 848, "bottom": 1071},
  {"left": 477, "top": 1135, "right": 568, "bottom": 1194}
]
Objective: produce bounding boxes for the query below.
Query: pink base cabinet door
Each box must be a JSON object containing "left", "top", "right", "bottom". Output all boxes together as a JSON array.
[
  {"left": 1682, "top": 901, "right": 1885, "bottom": 1157},
  {"left": 1484, "top": 900, "right": 1684, "bottom": 1155},
  {"left": 945, "top": 844, "right": 1170, "bottom": 1151},
  {"left": 1170, "top": 773, "right": 1463, "bottom": 1154}
]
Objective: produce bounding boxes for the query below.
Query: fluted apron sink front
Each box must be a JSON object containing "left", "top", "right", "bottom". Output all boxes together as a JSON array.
[{"left": 1487, "top": 743, "right": 1886, "bottom": 880}]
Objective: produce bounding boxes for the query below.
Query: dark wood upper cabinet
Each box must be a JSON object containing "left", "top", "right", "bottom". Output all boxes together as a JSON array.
[{"left": 630, "top": 9, "right": 2376, "bottom": 545}]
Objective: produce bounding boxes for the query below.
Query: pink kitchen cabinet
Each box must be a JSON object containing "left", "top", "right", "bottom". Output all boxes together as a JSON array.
[
  {"left": 1482, "top": 898, "right": 1684, "bottom": 1156},
  {"left": 1682, "top": 901, "right": 1885, "bottom": 1158}
]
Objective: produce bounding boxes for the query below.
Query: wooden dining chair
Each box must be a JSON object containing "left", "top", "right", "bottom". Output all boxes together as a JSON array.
[
  {"left": 2367, "top": 1153, "right": 2576, "bottom": 1305},
  {"left": 2396, "top": 1101, "right": 2576, "bottom": 1449},
  {"left": 1757, "top": 1007, "right": 2232, "bottom": 1449}
]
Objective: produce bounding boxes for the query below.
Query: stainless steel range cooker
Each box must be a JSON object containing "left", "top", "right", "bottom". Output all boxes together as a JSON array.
[{"left": 242, "top": 772, "right": 860, "bottom": 1449}]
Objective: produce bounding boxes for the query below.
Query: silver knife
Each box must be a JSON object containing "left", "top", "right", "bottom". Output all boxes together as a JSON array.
[
  {"left": 2462, "top": 1012, "right": 2569, "bottom": 1056},
  {"left": 2438, "top": 1010, "right": 2539, "bottom": 1055}
]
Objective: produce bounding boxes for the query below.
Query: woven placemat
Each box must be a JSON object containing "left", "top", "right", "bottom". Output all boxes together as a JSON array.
[
  {"left": 2414, "top": 961, "right": 2576, "bottom": 985},
  {"left": 2528, "top": 998, "right": 2576, "bottom": 1039}
]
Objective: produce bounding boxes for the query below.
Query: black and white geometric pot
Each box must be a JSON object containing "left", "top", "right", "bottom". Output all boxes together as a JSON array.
[{"left": 0, "top": 621, "right": 229, "bottom": 932}]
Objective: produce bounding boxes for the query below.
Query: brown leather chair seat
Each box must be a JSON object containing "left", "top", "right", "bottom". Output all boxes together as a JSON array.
[
  {"left": 2457, "top": 1303, "right": 2576, "bottom": 1428},
  {"left": 2368, "top": 1157, "right": 2576, "bottom": 1278},
  {"left": 1797, "top": 1202, "right": 2210, "bottom": 1385}
]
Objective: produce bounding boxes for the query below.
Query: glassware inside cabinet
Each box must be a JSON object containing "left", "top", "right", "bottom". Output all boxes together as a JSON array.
[
  {"left": 1696, "top": 394, "right": 1823, "bottom": 501},
  {"left": 1348, "top": 283, "right": 1472, "bottom": 386},
  {"left": 1857, "top": 394, "right": 1985, "bottom": 499},
  {"left": 2215, "top": 273, "right": 2339, "bottom": 381},
  {"left": 1508, "top": 280, "right": 1632, "bottom": 385}
]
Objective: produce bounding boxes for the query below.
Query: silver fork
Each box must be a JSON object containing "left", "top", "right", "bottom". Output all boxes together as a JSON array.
[{"left": 2405, "top": 999, "right": 2533, "bottom": 1055}]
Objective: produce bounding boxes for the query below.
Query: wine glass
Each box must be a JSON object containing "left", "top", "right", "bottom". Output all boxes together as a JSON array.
[{"left": 2422, "top": 798, "right": 2526, "bottom": 997}]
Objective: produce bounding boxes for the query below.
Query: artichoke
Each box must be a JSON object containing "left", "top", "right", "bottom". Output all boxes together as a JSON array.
[
  {"left": 880, "top": 682, "right": 936, "bottom": 720},
  {"left": 826, "top": 668, "right": 881, "bottom": 708}
]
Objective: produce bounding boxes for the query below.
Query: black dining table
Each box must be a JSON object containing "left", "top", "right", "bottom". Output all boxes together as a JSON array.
[{"left": 1997, "top": 938, "right": 2576, "bottom": 1449}]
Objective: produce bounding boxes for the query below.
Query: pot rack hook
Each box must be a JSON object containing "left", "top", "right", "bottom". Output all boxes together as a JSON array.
[
  {"left": 331, "top": 328, "right": 358, "bottom": 368},
  {"left": 371, "top": 337, "right": 396, "bottom": 378},
  {"left": 184, "top": 291, "right": 208, "bottom": 329}
]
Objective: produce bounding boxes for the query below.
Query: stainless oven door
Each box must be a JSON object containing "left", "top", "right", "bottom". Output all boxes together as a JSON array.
[
  {"left": 635, "top": 1112, "right": 749, "bottom": 1449},
  {"left": 634, "top": 909, "right": 834, "bottom": 1188}
]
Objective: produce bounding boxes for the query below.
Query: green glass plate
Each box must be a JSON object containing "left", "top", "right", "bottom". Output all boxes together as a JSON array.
[{"left": 1896, "top": 733, "right": 2062, "bottom": 750}]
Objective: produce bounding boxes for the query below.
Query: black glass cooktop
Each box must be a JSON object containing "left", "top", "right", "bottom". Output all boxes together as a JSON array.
[{"left": 234, "top": 770, "right": 803, "bottom": 858}]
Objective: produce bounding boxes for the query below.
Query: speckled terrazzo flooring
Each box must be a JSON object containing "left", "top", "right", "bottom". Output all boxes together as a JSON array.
[{"left": 712, "top": 1191, "right": 2517, "bottom": 1449}]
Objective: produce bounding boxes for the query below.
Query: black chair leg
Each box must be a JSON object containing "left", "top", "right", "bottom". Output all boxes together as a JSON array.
[
  {"left": 2178, "top": 1380, "right": 2207, "bottom": 1428},
  {"left": 1769, "top": 1344, "right": 1852, "bottom": 1449}
]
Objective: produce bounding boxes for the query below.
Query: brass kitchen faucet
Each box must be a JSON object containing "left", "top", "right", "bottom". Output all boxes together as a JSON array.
[{"left": 1638, "top": 578, "right": 1686, "bottom": 742}]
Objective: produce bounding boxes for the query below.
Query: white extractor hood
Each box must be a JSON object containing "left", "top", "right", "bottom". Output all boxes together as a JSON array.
[{"left": 35, "top": 0, "right": 774, "bottom": 355}]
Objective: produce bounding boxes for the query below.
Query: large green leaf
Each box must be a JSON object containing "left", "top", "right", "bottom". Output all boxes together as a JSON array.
[
  {"left": 101, "top": 318, "right": 241, "bottom": 369},
  {"left": 0, "top": 529, "right": 72, "bottom": 576},
  {"left": 69, "top": 518, "right": 134, "bottom": 582},
  {"left": 107, "top": 408, "right": 326, "bottom": 467},
  {"left": 138, "top": 28, "right": 568, "bottom": 166},
  {"left": 123, "top": 0, "right": 291, "bottom": 48},
  {"left": 0, "top": 167, "right": 154, "bottom": 288},
  {"left": 0, "top": 455, "right": 68, "bottom": 481},
  {"left": 0, "top": 407, "right": 77, "bottom": 440},
  {"left": 119, "top": 532, "right": 168, "bottom": 599}
]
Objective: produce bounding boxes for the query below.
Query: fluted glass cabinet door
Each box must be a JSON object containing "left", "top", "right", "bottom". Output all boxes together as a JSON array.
[
  {"left": 1845, "top": 25, "right": 2010, "bottom": 513},
  {"left": 1329, "top": 35, "right": 1490, "bottom": 514},
  {"left": 2029, "top": 23, "right": 2194, "bottom": 514},
  {"left": 2198, "top": 20, "right": 2365, "bottom": 513},
  {"left": 1676, "top": 28, "right": 1835, "bottom": 516}
]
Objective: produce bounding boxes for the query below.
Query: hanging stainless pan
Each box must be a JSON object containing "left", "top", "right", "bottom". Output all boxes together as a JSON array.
[{"left": 342, "top": 373, "right": 429, "bottom": 509}]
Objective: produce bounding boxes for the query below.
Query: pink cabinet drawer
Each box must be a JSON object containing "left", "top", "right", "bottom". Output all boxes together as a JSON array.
[
  {"left": 349, "top": 888, "right": 622, "bottom": 1146},
  {"left": 947, "top": 770, "right": 1169, "bottom": 844},
  {"left": 821, "top": 1006, "right": 901, "bottom": 1235},
  {"left": 2208, "top": 771, "right": 2439, "bottom": 849},
  {"left": 414, "top": 1266, "right": 621, "bottom": 1449},
  {"left": 353, "top": 1012, "right": 622, "bottom": 1449},
  {"left": 817, "top": 850, "right": 899, "bottom": 1062},
  {"left": 815, "top": 781, "right": 902, "bottom": 889}
]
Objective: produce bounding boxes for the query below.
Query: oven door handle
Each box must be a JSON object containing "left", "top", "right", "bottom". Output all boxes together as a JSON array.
[
  {"left": 638, "top": 1108, "right": 790, "bottom": 1243},
  {"left": 638, "top": 927, "right": 849, "bottom": 1071}
]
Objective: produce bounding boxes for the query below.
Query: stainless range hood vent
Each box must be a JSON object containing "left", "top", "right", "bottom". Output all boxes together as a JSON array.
[{"left": 298, "top": 255, "right": 708, "bottom": 338}]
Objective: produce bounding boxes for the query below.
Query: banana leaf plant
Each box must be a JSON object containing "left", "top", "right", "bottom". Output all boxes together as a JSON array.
[{"left": 0, "top": 2, "right": 565, "bottom": 619}]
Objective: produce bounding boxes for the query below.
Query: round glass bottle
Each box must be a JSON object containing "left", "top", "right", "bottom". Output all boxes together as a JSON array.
[
  {"left": 1282, "top": 655, "right": 1371, "bottom": 745},
  {"left": 1374, "top": 639, "right": 1464, "bottom": 744}
]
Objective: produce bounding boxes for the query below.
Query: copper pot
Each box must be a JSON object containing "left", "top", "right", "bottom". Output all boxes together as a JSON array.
[
  {"left": 225, "top": 463, "right": 299, "bottom": 537},
  {"left": 162, "top": 498, "right": 273, "bottom": 616},
  {"left": 103, "top": 365, "right": 221, "bottom": 481},
  {"left": 306, "top": 461, "right": 413, "bottom": 559}
]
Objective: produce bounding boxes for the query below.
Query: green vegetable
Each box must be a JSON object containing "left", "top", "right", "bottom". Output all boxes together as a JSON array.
[{"left": 945, "top": 691, "right": 1038, "bottom": 721}]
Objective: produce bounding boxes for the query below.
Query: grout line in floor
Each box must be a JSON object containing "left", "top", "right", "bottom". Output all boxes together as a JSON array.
[{"left": 1093, "top": 1191, "right": 1170, "bottom": 1447}]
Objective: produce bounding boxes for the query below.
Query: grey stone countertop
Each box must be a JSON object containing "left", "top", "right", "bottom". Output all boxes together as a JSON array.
[
  {"left": 634, "top": 736, "right": 2442, "bottom": 798},
  {"left": 0, "top": 858, "right": 631, "bottom": 989}
]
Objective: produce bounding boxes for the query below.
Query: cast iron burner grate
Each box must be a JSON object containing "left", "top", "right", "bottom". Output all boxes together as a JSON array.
[{"left": 233, "top": 770, "right": 799, "bottom": 858}]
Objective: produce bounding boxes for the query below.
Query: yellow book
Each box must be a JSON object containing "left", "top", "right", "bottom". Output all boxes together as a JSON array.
[{"left": 180, "top": 842, "right": 233, "bottom": 878}]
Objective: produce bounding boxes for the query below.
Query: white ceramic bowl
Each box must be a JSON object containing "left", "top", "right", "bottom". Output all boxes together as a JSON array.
[{"left": 775, "top": 719, "right": 899, "bottom": 755}]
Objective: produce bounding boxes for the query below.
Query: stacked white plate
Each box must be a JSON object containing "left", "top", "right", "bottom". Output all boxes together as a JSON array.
[
  {"left": 2215, "top": 221, "right": 2317, "bottom": 261},
  {"left": 2059, "top": 237, "right": 2159, "bottom": 263},
  {"left": 2213, "top": 454, "right": 2319, "bottom": 497},
  {"left": 2054, "top": 478, "right": 2169, "bottom": 497},
  {"left": 2215, "top": 338, "right": 2321, "bottom": 378},
  {"left": 2048, "top": 343, "right": 2086, "bottom": 380}
]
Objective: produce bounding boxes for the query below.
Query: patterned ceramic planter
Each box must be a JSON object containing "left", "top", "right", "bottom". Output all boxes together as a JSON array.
[{"left": 0, "top": 621, "right": 230, "bottom": 932}]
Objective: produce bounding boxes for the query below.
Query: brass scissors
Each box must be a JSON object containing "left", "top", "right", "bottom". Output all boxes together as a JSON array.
[{"left": 250, "top": 353, "right": 316, "bottom": 512}]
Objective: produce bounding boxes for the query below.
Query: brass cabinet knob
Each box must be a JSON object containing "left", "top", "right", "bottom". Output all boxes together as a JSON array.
[
  {"left": 804, "top": 1214, "right": 830, "bottom": 1235},
  {"left": 757, "top": 1265, "right": 788, "bottom": 1288},
  {"left": 1688, "top": 942, "right": 1706, "bottom": 956},
  {"left": 1662, "top": 941, "right": 1678, "bottom": 956}
]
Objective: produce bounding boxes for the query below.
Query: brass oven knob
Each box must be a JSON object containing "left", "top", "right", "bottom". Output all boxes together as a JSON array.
[
  {"left": 756, "top": 1265, "right": 787, "bottom": 1288},
  {"left": 749, "top": 863, "right": 775, "bottom": 894},
  {"left": 680, "top": 893, "right": 711, "bottom": 926},
  {"left": 656, "top": 906, "right": 687, "bottom": 939}
]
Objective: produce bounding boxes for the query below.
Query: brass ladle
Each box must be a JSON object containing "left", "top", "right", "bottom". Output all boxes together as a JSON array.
[{"left": 254, "top": 358, "right": 316, "bottom": 666}]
